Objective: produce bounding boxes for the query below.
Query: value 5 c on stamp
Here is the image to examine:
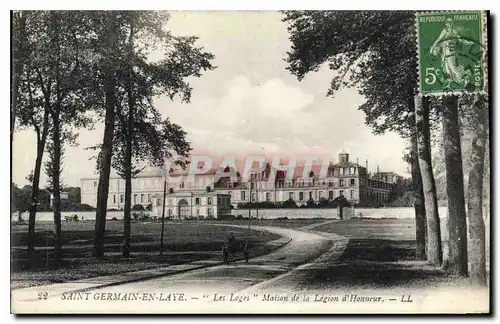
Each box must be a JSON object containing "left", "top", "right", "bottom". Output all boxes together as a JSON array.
[{"left": 416, "top": 11, "right": 487, "bottom": 96}]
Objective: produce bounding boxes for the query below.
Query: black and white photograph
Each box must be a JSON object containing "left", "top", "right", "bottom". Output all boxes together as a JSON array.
[{"left": 10, "top": 9, "right": 491, "bottom": 314}]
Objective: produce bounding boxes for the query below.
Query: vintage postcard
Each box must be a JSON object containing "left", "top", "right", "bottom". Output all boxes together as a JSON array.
[{"left": 10, "top": 10, "right": 490, "bottom": 314}]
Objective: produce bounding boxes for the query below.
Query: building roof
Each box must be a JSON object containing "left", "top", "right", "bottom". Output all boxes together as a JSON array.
[{"left": 331, "top": 161, "right": 363, "bottom": 168}]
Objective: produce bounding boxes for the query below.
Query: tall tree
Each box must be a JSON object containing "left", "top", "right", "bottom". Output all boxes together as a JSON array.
[
  {"left": 118, "top": 12, "right": 211, "bottom": 257},
  {"left": 11, "top": 11, "right": 28, "bottom": 143},
  {"left": 415, "top": 96, "right": 443, "bottom": 266},
  {"left": 462, "top": 94, "right": 489, "bottom": 286},
  {"left": 410, "top": 131, "right": 427, "bottom": 260},
  {"left": 17, "top": 58, "right": 51, "bottom": 253},
  {"left": 442, "top": 95, "right": 468, "bottom": 275},
  {"left": 16, "top": 11, "right": 93, "bottom": 253},
  {"left": 12, "top": 10, "right": 30, "bottom": 241},
  {"left": 92, "top": 12, "right": 125, "bottom": 258},
  {"left": 44, "top": 140, "right": 65, "bottom": 263},
  {"left": 120, "top": 13, "right": 137, "bottom": 258},
  {"left": 91, "top": 11, "right": 214, "bottom": 257},
  {"left": 282, "top": 11, "right": 441, "bottom": 262}
]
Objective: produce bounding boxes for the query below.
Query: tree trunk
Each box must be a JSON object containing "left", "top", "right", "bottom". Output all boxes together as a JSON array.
[
  {"left": 92, "top": 17, "right": 118, "bottom": 258},
  {"left": 27, "top": 110, "right": 49, "bottom": 253},
  {"left": 122, "top": 22, "right": 135, "bottom": 258},
  {"left": 52, "top": 112, "right": 62, "bottom": 265},
  {"left": 411, "top": 128, "right": 427, "bottom": 260},
  {"left": 11, "top": 11, "right": 26, "bottom": 144},
  {"left": 92, "top": 76, "right": 115, "bottom": 258},
  {"left": 11, "top": 11, "right": 26, "bottom": 238},
  {"left": 467, "top": 96, "right": 488, "bottom": 286},
  {"left": 442, "top": 95, "right": 468, "bottom": 276},
  {"left": 414, "top": 95, "right": 443, "bottom": 266}
]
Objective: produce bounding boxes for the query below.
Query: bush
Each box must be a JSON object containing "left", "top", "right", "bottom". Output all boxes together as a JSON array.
[
  {"left": 61, "top": 203, "right": 96, "bottom": 212},
  {"left": 132, "top": 204, "right": 145, "bottom": 211},
  {"left": 218, "top": 214, "right": 235, "bottom": 221},
  {"left": 281, "top": 198, "right": 298, "bottom": 208},
  {"left": 146, "top": 203, "right": 153, "bottom": 211}
]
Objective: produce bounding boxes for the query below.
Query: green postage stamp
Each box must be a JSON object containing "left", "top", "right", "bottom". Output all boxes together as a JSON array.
[{"left": 416, "top": 11, "right": 487, "bottom": 96}]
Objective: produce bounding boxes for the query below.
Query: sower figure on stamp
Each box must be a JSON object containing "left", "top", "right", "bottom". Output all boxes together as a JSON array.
[{"left": 429, "top": 17, "right": 475, "bottom": 88}]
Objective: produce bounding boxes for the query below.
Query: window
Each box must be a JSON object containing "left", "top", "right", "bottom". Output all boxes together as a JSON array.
[
  {"left": 94, "top": 181, "right": 98, "bottom": 187},
  {"left": 252, "top": 192, "right": 256, "bottom": 201},
  {"left": 299, "top": 192, "right": 304, "bottom": 201},
  {"left": 340, "top": 190, "right": 344, "bottom": 197},
  {"left": 241, "top": 191, "right": 246, "bottom": 201},
  {"left": 340, "top": 168, "right": 344, "bottom": 175},
  {"left": 289, "top": 192, "right": 294, "bottom": 200},
  {"left": 141, "top": 194, "right": 145, "bottom": 203},
  {"left": 195, "top": 197, "right": 200, "bottom": 205},
  {"left": 309, "top": 191, "right": 313, "bottom": 199},
  {"left": 350, "top": 167, "right": 355, "bottom": 175},
  {"left": 350, "top": 178, "right": 355, "bottom": 186},
  {"left": 113, "top": 195, "right": 116, "bottom": 204},
  {"left": 350, "top": 190, "right": 354, "bottom": 199},
  {"left": 319, "top": 191, "right": 324, "bottom": 199},
  {"left": 329, "top": 191, "right": 334, "bottom": 199},
  {"left": 134, "top": 194, "right": 137, "bottom": 204},
  {"left": 266, "top": 192, "right": 271, "bottom": 201},
  {"left": 340, "top": 179, "right": 345, "bottom": 187},
  {"left": 207, "top": 207, "right": 213, "bottom": 216},
  {"left": 168, "top": 209, "right": 172, "bottom": 216},
  {"left": 207, "top": 197, "right": 212, "bottom": 205},
  {"left": 120, "top": 194, "right": 124, "bottom": 203}
]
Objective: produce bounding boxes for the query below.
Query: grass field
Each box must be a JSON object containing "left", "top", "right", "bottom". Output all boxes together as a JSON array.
[
  {"left": 219, "top": 218, "right": 327, "bottom": 229},
  {"left": 11, "top": 220, "right": 282, "bottom": 289},
  {"left": 11, "top": 217, "right": 490, "bottom": 290}
]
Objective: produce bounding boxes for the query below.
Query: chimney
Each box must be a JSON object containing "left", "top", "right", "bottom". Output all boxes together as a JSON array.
[
  {"left": 356, "top": 158, "right": 359, "bottom": 165},
  {"left": 377, "top": 165, "right": 380, "bottom": 174},
  {"left": 365, "top": 159, "right": 368, "bottom": 172}
]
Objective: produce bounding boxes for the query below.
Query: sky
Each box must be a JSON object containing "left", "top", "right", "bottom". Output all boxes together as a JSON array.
[{"left": 12, "top": 11, "right": 409, "bottom": 188}]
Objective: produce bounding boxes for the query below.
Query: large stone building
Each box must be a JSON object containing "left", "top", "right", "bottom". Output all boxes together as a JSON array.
[
  {"left": 80, "top": 168, "right": 232, "bottom": 219},
  {"left": 81, "top": 152, "right": 401, "bottom": 217},
  {"left": 213, "top": 152, "right": 398, "bottom": 208}
]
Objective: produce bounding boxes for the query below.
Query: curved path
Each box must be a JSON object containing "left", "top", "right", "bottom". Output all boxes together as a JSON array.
[
  {"left": 88, "top": 225, "right": 345, "bottom": 295},
  {"left": 12, "top": 223, "right": 349, "bottom": 313}
]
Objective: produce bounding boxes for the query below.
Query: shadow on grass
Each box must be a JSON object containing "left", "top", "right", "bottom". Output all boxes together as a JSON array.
[
  {"left": 339, "top": 239, "right": 417, "bottom": 262},
  {"left": 11, "top": 230, "right": 158, "bottom": 247},
  {"left": 293, "top": 239, "right": 448, "bottom": 289},
  {"left": 11, "top": 236, "right": 271, "bottom": 272}
]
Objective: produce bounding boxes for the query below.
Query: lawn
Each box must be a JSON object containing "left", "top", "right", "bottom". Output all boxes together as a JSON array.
[
  {"left": 306, "top": 218, "right": 490, "bottom": 290},
  {"left": 219, "top": 218, "right": 328, "bottom": 229},
  {"left": 11, "top": 220, "right": 281, "bottom": 289}
]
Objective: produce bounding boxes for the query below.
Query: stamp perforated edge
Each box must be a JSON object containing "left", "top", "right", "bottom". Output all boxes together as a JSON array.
[{"left": 415, "top": 10, "right": 489, "bottom": 98}]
